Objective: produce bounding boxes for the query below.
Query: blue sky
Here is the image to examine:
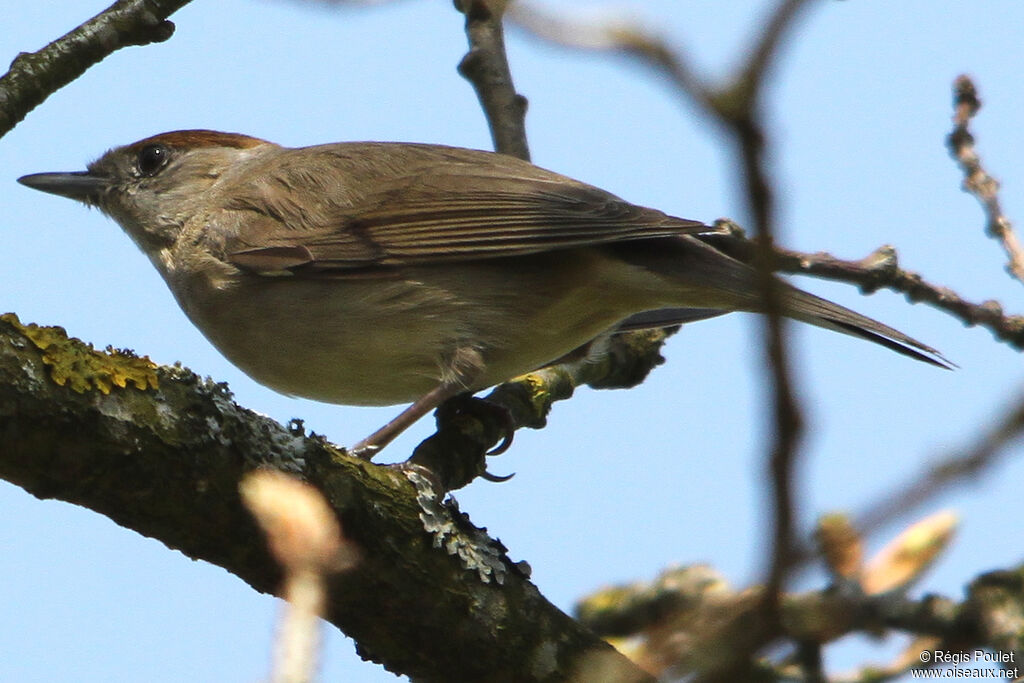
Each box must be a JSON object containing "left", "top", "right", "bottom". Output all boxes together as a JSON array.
[{"left": 3, "top": 1, "right": 1024, "bottom": 680}]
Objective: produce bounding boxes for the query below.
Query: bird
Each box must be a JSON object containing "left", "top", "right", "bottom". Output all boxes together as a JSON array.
[{"left": 18, "top": 130, "right": 948, "bottom": 456}]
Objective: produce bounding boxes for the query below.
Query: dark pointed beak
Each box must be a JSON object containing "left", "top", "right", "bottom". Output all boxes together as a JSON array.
[{"left": 17, "top": 171, "right": 109, "bottom": 204}]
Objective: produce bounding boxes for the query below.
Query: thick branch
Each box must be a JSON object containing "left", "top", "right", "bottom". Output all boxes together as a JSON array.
[
  {"left": 0, "top": 0, "right": 192, "bottom": 137},
  {"left": 0, "top": 313, "right": 651, "bottom": 683}
]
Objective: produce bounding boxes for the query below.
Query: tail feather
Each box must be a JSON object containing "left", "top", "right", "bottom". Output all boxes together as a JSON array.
[
  {"left": 615, "top": 235, "right": 952, "bottom": 368},
  {"left": 780, "top": 286, "right": 954, "bottom": 369},
  {"left": 827, "top": 319, "right": 951, "bottom": 368}
]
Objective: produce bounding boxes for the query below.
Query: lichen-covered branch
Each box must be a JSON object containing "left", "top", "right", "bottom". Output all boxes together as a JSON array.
[
  {"left": 454, "top": 0, "right": 531, "bottom": 160},
  {"left": 0, "top": 0, "right": 193, "bottom": 137},
  {"left": 0, "top": 313, "right": 651, "bottom": 683}
]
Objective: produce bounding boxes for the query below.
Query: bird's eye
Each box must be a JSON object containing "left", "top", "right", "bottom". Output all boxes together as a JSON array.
[{"left": 136, "top": 143, "right": 170, "bottom": 177}]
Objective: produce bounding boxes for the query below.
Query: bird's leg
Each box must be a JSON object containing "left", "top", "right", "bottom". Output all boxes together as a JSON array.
[
  {"left": 350, "top": 381, "right": 465, "bottom": 459},
  {"left": 350, "top": 346, "right": 486, "bottom": 460}
]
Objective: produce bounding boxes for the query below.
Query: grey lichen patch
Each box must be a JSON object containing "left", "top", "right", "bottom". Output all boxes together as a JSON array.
[
  {"left": 406, "top": 465, "right": 508, "bottom": 585},
  {"left": 1, "top": 312, "right": 158, "bottom": 394},
  {"left": 529, "top": 640, "right": 560, "bottom": 679},
  {"left": 171, "top": 365, "right": 309, "bottom": 473}
]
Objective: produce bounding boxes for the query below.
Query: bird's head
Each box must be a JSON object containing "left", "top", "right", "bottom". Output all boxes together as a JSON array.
[{"left": 18, "top": 130, "right": 276, "bottom": 252}]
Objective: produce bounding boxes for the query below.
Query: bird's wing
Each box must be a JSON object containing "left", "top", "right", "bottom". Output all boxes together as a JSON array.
[{"left": 221, "top": 143, "right": 708, "bottom": 276}]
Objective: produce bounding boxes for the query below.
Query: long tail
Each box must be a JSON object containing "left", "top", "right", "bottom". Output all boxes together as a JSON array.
[
  {"left": 771, "top": 284, "right": 951, "bottom": 368},
  {"left": 614, "top": 236, "right": 953, "bottom": 369}
]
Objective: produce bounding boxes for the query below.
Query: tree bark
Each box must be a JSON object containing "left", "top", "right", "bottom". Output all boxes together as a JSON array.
[{"left": 0, "top": 313, "right": 651, "bottom": 682}]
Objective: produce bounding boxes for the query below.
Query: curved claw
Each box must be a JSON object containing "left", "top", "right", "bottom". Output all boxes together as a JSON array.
[
  {"left": 486, "top": 425, "right": 514, "bottom": 456},
  {"left": 480, "top": 469, "right": 516, "bottom": 483},
  {"left": 485, "top": 399, "right": 516, "bottom": 455}
]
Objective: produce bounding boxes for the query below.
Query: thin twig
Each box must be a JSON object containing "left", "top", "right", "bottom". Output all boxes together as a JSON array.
[
  {"left": 716, "top": 0, "right": 814, "bottom": 118},
  {"left": 853, "top": 388, "right": 1024, "bottom": 540},
  {"left": 454, "top": 0, "right": 530, "bottom": 160},
  {"left": 506, "top": 3, "right": 711, "bottom": 107},
  {"left": 946, "top": 75, "right": 1024, "bottom": 284},
  {"left": 513, "top": 0, "right": 818, "bottom": 641},
  {"left": 780, "top": 385, "right": 1024, "bottom": 571},
  {"left": 0, "top": 0, "right": 191, "bottom": 138},
  {"left": 737, "top": 111, "right": 804, "bottom": 631},
  {"left": 708, "top": 0, "right": 818, "bottom": 635}
]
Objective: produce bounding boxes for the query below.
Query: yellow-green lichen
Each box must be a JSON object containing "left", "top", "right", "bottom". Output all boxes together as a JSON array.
[
  {"left": 512, "top": 371, "right": 561, "bottom": 414},
  {"left": 1, "top": 312, "right": 159, "bottom": 394}
]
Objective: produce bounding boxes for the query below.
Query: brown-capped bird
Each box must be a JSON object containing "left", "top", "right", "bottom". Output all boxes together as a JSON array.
[{"left": 18, "top": 130, "right": 948, "bottom": 455}]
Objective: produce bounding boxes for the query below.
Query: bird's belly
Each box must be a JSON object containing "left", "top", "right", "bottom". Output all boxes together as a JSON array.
[
  {"left": 170, "top": 276, "right": 458, "bottom": 405},
  {"left": 226, "top": 320, "right": 445, "bottom": 406},
  {"left": 167, "top": 253, "right": 650, "bottom": 406}
]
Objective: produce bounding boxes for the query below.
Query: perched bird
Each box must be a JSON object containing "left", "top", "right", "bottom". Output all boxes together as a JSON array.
[{"left": 18, "top": 130, "right": 947, "bottom": 455}]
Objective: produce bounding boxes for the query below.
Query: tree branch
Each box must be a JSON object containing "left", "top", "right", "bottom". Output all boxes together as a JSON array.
[
  {"left": 574, "top": 560, "right": 1024, "bottom": 679},
  {"left": 0, "top": 313, "right": 652, "bottom": 683},
  {"left": 0, "top": 0, "right": 192, "bottom": 137},
  {"left": 699, "top": 0, "right": 818, "bottom": 643},
  {"left": 946, "top": 75, "right": 1024, "bottom": 285},
  {"left": 509, "top": 3, "right": 819, "bottom": 638},
  {"left": 454, "top": 0, "right": 531, "bottom": 160}
]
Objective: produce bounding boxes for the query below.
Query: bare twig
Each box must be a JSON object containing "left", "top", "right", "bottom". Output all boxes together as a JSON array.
[
  {"left": 947, "top": 75, "right": 1024, "bottom": 284},
  {"left": 512, "top": 0, "right": 819, "bottom": 646},
  {"left": 717, "top": 0, "right": 814, "bottom": 118},
  {"left": 506, "top": 3, "right": 711, "bottom": 106},
  {"left": 454, "top": 0, "right": 530, "bottom": 160},
  {"left": 706, "top": 0, "right": 818, "bottom": 636},
  {"left": 854, "top": 388, "right": 1024, "bottom": 540},
  {"left": 0, "top": 0, "right": 191, "bottom": 138}
]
